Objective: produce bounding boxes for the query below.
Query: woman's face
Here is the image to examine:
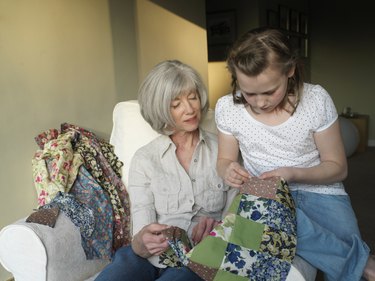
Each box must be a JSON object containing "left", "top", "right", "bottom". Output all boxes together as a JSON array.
[
  {"left": 236, "top": 66, "right": 293, "bottom": 114},
  {"left": 170, "top": 90, "right": 201, "bottom": 133}
]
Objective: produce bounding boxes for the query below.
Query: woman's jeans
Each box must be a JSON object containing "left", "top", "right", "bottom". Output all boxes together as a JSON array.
[
  {"left": 94, "top": 245, "right": 203, "bottom": 281},
  {"left": 291, "top": 190, "right": 370, "bottom": 281}
]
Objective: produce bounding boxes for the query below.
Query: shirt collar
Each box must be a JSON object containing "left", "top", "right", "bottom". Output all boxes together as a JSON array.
[{"left": 159, "top": 127, "right": 208, "bottom": 158}]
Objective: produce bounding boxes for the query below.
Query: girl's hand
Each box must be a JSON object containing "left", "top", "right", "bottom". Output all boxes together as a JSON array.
[
  {"left": 191, "top": 216, "right": 219, "bottom": 245},
  {"left": 131, "top": 223, "right": 170, "bottom": 258},
  {"left": 224, "top": 161, "right": 251, "bottom": 188},
  {"left": 259, "top": 167, "right": 294, "bottom": 182}
]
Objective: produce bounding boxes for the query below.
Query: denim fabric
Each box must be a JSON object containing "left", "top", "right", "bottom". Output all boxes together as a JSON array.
[
  {"left": 94, "top": 246, "right": 203, "bottom": 281},
  {"left": 291, "top": 191, "right": 370, "bottom": 281}
]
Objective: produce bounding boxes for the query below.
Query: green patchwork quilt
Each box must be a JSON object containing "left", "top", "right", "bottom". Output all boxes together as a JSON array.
[{"left": 161, "top": 177, "right": 297, "bottom": 281}]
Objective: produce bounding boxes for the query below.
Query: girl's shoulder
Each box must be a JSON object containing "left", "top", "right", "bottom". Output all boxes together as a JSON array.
[
  {"left": 215, "top": 93, "right": 243, "bottom": 113},
  {"left": 302, "top": 83, "right": 332, "bottom": 105}
]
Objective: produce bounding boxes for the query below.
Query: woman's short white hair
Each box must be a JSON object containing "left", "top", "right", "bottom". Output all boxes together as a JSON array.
[{"left": 138, "top": 60, "right": 209, "bottom": 135}]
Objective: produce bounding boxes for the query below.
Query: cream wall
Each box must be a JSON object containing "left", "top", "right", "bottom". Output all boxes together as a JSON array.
[
  {"left": 0, "top": 0, "right": 137, "bottom": 279},
  {"left": 135, "top": 0, "right": 208, "bottom": 92},
  {"left": 208, "top": 62, "right": 232, "bottom": 108},
  {"left": 0, "top": 0, "right": 209, "bottom": 279}
]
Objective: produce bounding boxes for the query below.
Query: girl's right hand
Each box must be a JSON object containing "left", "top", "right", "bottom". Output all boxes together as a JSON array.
[
  {"left": 224, "top": 161, "right": 251, "bottom": 188},
  {"left": 131, "top": 223, "right": 170, "bottom": 258}
]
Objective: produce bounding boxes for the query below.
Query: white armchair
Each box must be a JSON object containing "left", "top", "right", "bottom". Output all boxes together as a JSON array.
[{"left": 0, "top": 100, "right": 317, "bottom": 281}]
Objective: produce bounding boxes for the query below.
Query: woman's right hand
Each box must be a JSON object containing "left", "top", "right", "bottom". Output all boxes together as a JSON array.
[
  {"left": 223, "top": 161, "right": 251, "bottom": 188},
  {"left": 131, "top": 223, "right": 170, "bottom": 258}
]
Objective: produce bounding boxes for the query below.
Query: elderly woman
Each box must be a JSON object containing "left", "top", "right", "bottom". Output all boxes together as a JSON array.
[{"left": 95, "top": 60, "right": 230, "bottom": 281}]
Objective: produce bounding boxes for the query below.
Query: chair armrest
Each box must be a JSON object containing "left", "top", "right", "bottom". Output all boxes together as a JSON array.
[{"left": 0, "top": 213, "right": 109, "bottom": 281}]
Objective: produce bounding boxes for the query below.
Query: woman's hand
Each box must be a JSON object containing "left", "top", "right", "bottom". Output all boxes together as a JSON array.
[
  {"left": 131, "top": 223, "right": 170, "bottom": 258},
  {"left": 191, "top": 216, "right": 219, "bottom": 245}
]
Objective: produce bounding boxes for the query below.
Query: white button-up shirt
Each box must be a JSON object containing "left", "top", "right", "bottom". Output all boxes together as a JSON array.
[{"left": 128, "top": 129, "right": 229, "bottom": 240}]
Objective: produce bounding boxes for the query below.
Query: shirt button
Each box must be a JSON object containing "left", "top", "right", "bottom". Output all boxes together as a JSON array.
[
  {"left": 192, "top": 179, "right": 196, "bottom": 183},
  {"left": 218, "top": 184, "right": 221, "bottom": 188},
  {"left": 194, "top": 159, "right": 198, "bottom": 162}
]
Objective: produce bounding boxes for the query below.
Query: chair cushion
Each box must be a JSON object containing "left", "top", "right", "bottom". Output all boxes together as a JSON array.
[{"left": 109, "top": 100, "right": 216, "bottom": 187}]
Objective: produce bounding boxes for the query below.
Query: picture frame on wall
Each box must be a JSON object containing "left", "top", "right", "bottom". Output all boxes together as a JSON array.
[
  {"left": 299, "top": 13, "right": 308, "bottom": 34},
  {"left": 300, "top": 37, "right": 308, "bottom": 57},
  {"left": 206, "top": 10, "right": 236, "bottom": 46},
  {"left": 278, "top": 5, "right": 289, "bottom": 30},
  {"left": 267, "top": 9, "right": 279, "bottom": 28},
  {"left": 289, "top": 9, "right": 299, "bottom": 32}
]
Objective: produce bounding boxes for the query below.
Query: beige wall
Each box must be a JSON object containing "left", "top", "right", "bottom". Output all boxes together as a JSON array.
[
  {"left": 0, "top": 0, "right": 208, "bottom": 279},
  {"left": 136, "top": 0, "right": 208, "bottom": 89},
  {"left": 207, "top": 62, "right": 232, "bottom": 108},
  {"left": 0, "top": 0, "right": 137, "bottom": 279}
]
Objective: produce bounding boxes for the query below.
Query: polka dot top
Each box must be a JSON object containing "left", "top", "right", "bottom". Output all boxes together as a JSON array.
[{"left": 215, "top": 83, "right": 346, "bottom": 195}]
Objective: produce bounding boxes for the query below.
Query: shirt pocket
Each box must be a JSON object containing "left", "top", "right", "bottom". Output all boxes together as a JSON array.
[
  {"left": 201, "top": 176, "right": 226, "bottom": 212},
  {"left": 151, "top": 174, "right": 181, "bottom": 215}
]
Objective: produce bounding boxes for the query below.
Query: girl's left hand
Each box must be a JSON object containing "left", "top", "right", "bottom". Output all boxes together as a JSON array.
[{"left": 259, "top": 167, "right": 294, "bottom": 182}]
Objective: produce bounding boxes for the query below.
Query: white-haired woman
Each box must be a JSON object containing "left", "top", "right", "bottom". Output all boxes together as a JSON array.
[{"left": 95, "top": 60, "right": 230, "bottom": 281}]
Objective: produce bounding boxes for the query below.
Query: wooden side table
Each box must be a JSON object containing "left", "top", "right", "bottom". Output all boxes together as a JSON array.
[{"left": 340, "top": 114, "right": 369, "bottom": 153}]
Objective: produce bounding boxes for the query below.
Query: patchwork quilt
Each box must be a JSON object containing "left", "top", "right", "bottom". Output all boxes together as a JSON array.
[{"left": 162, "top": 177, "right": 297, "bottom": 281}]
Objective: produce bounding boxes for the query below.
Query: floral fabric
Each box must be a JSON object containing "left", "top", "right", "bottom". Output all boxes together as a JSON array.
[
  {"left": 32, "top": 130, "right": 83, "bottom": 206},
  {"left": 183, "top": 177, "right": 297, "bottom": 281},
  {"left": 31, "top": 123, "right": 132, "bottom": 258},
  {"left": 41, "top": 191, "right": 95, "bottom": 238},
  {"left": 159, "top": 226, "right": 193, "bottom": 267},
  {"left": 70, "top": 165, "right": 114, "bottom": 259},
  {"left": 60, "top": 123, "right": 131, "bottom": 249},
  {"left": 26, "top": 207, "right": 60, "bottom": 228}
]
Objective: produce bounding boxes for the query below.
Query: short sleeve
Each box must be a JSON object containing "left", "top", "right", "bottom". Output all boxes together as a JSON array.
[
  {"left": 305, "top": 85, "right": 338, "bottom": 132},
  {"left": 215, "top": 95, "right": 236, "bottom": 135}
]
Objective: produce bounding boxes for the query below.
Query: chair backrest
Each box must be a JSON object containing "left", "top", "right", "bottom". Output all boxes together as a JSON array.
[{"left": 109, "top": 100, "right": 217, "bottom": 187}]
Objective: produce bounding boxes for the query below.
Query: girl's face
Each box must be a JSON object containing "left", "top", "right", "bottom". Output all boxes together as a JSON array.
[
  {"left": 236, "top": 66, "right": 294, "bottom": 115},
  {"left": 170, "top": 90, "right": 201, "bottom": 133}
]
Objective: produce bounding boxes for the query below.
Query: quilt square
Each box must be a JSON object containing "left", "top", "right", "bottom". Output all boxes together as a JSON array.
[
  {"left": 187, "top": 260, "right": 218, "bottom": 281},
  {"left": 229, "top": 215, "right": 264, "bottom": 249},
  {"left": 239, "top": 177, "right": 278, "bottom": 200},
  {"left": 276, "top": 180, "right": 295, "bottom": 210},
  {"left": 248, "top": 251, "right": 291, "bottom": 281},
  {"left": 220, "top": 243, "right": 257, "bottom": 277},
  {"left": 187, "top": 236, "right": 227, "bottom": 268},
  {"left": 237, "top": 194, "right": 271, "bottom": 223},
  {"left": 214, "top": 269, "right": 249, "bottom": 281},
  {"left": 260, "top": 225, "right": 297, "bottom": 262},
  {"left": 210, "top": 213, "right": 235, "bottom": 241},
  {"left": 266, "top": 200, "right": 296, "bottom": 235}
]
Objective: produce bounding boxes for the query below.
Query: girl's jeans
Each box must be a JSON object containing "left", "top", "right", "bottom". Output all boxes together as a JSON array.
[
  {"left": 291, "top": 190, "right": 370, "bottom": 281},
  {"left": 94, "top": 245, "right": 203, "bottom": 281}
]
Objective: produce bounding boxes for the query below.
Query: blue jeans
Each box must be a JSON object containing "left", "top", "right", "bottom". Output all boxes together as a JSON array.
[
  {"left": 94, "top": 245, "right": 203, "bottom": 281},
  {"left": 291, "top": 190, "right": 370, "bottom": 281}
]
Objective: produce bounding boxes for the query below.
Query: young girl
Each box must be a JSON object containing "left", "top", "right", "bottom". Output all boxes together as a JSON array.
[{"left": 215, "top": 27, "right": 375, "bottom": 281}]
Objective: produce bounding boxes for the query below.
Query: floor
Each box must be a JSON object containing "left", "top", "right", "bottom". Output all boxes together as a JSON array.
[{"left": 315, "top": 146, "right": 375, "bottom": 280}]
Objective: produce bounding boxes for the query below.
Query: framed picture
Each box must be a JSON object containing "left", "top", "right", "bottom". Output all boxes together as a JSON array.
[
  {"left": 267, "top": 9, "right": 278, "bottom": 28},
  {"left": 299, "top": 13, "right": 308, "bottom": 34},
  {"left": 206, "top": 10, "right": 236, "bottom": 46},
  {"left": 289, "top": 9, "right": 299, "bottom": 32},
  {"left": 290, "top": 35, "right": 300, "bottom": 51},
  {"left": 278, "top": 5, "right": 289, "bottom": 30},
  {"left": 300, "top": 37, "right": 308, "bottom": 57}
]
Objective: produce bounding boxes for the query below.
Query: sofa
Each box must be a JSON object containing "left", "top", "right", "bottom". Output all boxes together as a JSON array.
[{"left": 0, "top": 100, "right": 317, "bottom": 281}]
